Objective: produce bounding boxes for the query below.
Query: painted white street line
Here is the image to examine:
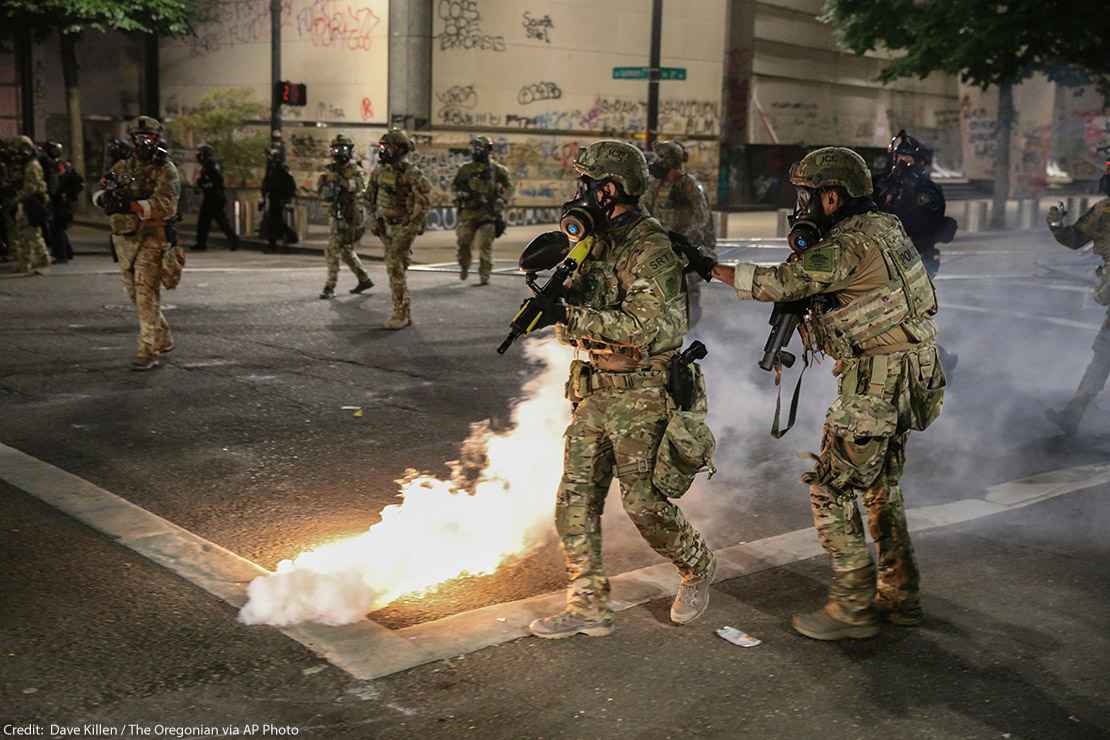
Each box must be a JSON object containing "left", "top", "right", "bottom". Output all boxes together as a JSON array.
[
  {"left": 0, "top": 443, "right": 429, "bottom": 680},
  {"left": 945, "top": 302, "right": 1103, "bottom": 331},
  {"left": 2, "top": 441, "right": 1107, "bottom": 681}
]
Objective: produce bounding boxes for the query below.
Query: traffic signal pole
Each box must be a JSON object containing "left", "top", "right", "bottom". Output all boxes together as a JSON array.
[
  {"left": 270, "top": 0, "right": 282, "bottom": 135},
  {"left": 646, "top": 0, "right": 663, "bottom": 148}
]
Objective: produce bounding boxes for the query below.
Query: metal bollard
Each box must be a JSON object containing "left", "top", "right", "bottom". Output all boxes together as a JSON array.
[
  {"left": 294, "top": 204, "right": 308, "bottom": 241},
  {"left": 717, "top": 211, "right": 728, "bottom": 239},
  {"left": 966, "top": 200, "right": 989, "bottom": 232},
  {"left": 1018, "top": 197, "right": 1038, "bottom": 230},
  {"left": 1078, "top": 196, "right": 1090, "bottom": 215}
]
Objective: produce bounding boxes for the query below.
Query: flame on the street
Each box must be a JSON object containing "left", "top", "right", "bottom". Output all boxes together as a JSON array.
[{"left": 239, "top": 339, "right": 573, "bottom": 627}]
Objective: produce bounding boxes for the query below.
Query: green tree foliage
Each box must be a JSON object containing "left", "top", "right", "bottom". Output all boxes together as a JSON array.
[
  {"left": 166, "top": 89, "right": 269, "bottom": 187},
  {"left": 822, "top": 0, "right": 1106, "bottom": 90},
  {"left": 822, "top": 0, "right": 1109, "bottom": 227},
  {"left": 0, "top": 0, "right": 195, "bottom": 35}
]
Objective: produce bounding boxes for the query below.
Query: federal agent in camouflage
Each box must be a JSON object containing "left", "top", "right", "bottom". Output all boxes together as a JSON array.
[
  {"left": 317, "top": 134, "right": 373, "bottom": 300},
  {"left": 92, "top": 116, "right": 182, "bottom": 370},
  {"left": 642, "top": 140, "right": 716, "bottom": 325},
  {"left": 11, "top": 135, "right": 51, "bottom": 274},
  {"left": 1045, "top": 191, "right": 1110, "bottom": 435},
  {"left": 718, "top": 147, "right": 945, "bottom": 640},
  {"left": 365, "top": 128, "right": 432, "bottom": 329},
  {"left": 453, "top": 136, "right": 513, "bottom": 285},
  {"left": 527, "top": 140, "right": 716, "bottom": 640}
]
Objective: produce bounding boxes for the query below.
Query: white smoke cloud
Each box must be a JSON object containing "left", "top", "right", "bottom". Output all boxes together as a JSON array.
[{"left": 239, "top": 338, "right": 573, "bottom": 627}]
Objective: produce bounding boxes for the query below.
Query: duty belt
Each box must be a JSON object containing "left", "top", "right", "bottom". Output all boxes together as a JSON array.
[{"left": 570, "top": 363, "right": 668, "bottom": 400}]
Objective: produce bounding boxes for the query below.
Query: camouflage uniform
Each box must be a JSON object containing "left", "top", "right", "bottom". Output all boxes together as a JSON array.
[
  {"left": 730, "top": 147, "right": 945, "bottom": 637},
  {"left": 318, "top": 141, "right": 372, "bottom": 296},
  {"left": 1046, "top": 197, "right": 1110, "bottom": 433},
  {"left": 12, "top": 136, "right": 51, "bottom": 273},
  {"left": 642, "top": 141, "right": 716, "bottom": 325},
  {"left": 453, "top": 136, "right": 513, "bottom": 285},
  {"left": 544, "top": 142, "right": 714, "bottom": 631},
  {"left": 93, "top": 118, "right": 182, "bottom": 367},
  {"left": 365, "top": 129, "right": 431, "bottom": 328}
]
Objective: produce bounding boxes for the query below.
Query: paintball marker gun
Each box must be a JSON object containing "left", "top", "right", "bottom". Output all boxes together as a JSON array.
[
  {"left": 497, "top": 230, "right": 591, "bottom": 354},
  {"left": 98, "top": 171, "right": 136, "bottom": 215}
]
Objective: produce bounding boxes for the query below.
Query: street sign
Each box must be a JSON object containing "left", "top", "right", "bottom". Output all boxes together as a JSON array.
[{"left": 612, "top": 66, "right": 687, "bottom": 81}]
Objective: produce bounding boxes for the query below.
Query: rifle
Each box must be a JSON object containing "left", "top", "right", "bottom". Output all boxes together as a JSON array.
[
  {"left": 498, "top": 230, "right": 591, "bottom": 354},
  {"left": 758, "top": 297, "right": 829, "bottom": 438}
]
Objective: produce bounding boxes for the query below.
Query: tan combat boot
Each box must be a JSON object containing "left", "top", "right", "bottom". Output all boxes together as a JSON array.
[
  {"left": 529, "top": 610, "right": 614, "bottom": 639},
  {"left": 792, "top": 565, "right": 880, "bottom": 640},
  {"left": 671, "top": 553, "right": 718, "bottom": 625},
  {"left": 383, "top": 305, "right": 412, "bottom": 330},
  {"left": 130, "top": 351, "right": 160, "bottom": 371}
]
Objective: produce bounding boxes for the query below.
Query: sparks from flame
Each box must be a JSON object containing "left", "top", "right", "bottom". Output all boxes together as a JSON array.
[{"left": 239, "top": 338, "right": 574, "bottom": 627}]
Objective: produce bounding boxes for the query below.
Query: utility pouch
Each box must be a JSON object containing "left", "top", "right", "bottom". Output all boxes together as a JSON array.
[
  {"left": 565, "top": 359, "right": 590, "bottom": 404},
  {"left": 653, "top": 366, "right": 715, "bottom": 499},
  {"left": 164, "top": 220, "right": 178, "bottom": 247},
  {"left": 161, "top": 245, "right": 185, "bottom": 290},
  {"left": 494, "top": 216, "right": 507, "bottom": 238},
  {"left": 904, "top": 345, "right": 945, "bottom": 432}
]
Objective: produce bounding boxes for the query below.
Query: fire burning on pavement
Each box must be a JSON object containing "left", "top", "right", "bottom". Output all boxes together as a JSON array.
[{"left": 239, "top": 339, "right": 574, "bottom": 627}]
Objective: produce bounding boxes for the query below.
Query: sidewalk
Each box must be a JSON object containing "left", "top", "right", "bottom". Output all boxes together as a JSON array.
[
  {"left": 71, "top": 208, "right": 1043, "bottom": 267},
  {"left": 70, "top": 220, "right": 554, "bottom": 265}
]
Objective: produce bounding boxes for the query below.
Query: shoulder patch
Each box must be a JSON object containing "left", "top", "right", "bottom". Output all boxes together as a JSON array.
[{"left": 802, "top": 246, "right": 836, "bottom": 274}]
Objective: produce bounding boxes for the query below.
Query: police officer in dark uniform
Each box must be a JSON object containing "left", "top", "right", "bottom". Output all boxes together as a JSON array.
[
  {"left": 260, "top": 143, "right": 299, "bottom": 252},
  {"left": 193, "top": 143, "right": 239, "bottom": 251},
  {"left": 41, "top": 141, "right": 84, "bottom": 263},
  {"left": 877, "top": 130, "right": 958, "bottom": 370}
]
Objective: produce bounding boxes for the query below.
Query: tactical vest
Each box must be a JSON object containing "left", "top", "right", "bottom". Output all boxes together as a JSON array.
[
  {"left": 109, "top": 158, "right": 175, "bottom": 235},
  {"left": 375, "top": 164, "right": 411, "bottom": 217},
  {"left": 563, "top": 216, "right": 686, "bottom": 368},
  {"left": 806, "top": 215, "right": 938, "bottom": 361}
]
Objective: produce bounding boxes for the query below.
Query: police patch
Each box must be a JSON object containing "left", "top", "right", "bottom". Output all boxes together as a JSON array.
[{"left": 802, "top": 247, "right": 836, "bottom": 274}]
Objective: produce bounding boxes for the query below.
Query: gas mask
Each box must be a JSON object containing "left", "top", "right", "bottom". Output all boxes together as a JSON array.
[
  {"left": 559, "top": 177, "right": 619, "bottom": 242},
  {"left": 377, "top": 143, "right": 398, "bottom": 165},
  {"left": 132, "top": 133, "right": 163, "bottom": 163},
  {"left": 471, "top": 143, "right": 490, "bottom": 163},
  {"left": 332, "top": 143, "right": 353, "bottom": 165},
  {"left": 787, "top": 186, "right": 829, "bottom": 254},
  {"left": 648, "top": 158, "right": 668, "bottom": 180}
]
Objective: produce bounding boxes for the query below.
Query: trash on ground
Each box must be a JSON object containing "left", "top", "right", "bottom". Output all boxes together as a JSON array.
[{"left": 716, "top": 625, "right": 762, "bottom": 647}]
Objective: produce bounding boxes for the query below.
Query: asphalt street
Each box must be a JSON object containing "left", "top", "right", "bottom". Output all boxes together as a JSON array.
[{"left": 2, "top": 227, "right": 1109, "bottom": 738}]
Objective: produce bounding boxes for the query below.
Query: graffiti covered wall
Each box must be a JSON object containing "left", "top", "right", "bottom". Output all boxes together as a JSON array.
[{"left": 161, "top": 0, "right": 389, "bottom": 125}]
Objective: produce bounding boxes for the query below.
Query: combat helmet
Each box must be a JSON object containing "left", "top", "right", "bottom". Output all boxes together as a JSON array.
[
  {"left": 653, "top": 140, "right": 686, "bottom": 170},
  {"left": 573, "top": 140, "right": 649, "bottom": 198},
  {"left": 377, "top": 128, "right": 413, "bottom": 164},
  {"left": 14, "top": 135, "right": 37, "bottom": 160},
  {"left": 330, "top": 134, "right": 355, "bottom": 163},
  {"left": 789, "top": 146, "right": 873, "bottom": 198},
  {"left": 128, "top": 116, "right": 164, "bottom": 136},
  {"left": 128, "top": 116, "right": 167, "bottom": 162}
]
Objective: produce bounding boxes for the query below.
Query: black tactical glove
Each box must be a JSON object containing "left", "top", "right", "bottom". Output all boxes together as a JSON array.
[
  {"left": 519, "top": 293, "right": 567, "bottom": 332},
  {"left": 688, "top": 251, "right": 716, "bottom": 282}
]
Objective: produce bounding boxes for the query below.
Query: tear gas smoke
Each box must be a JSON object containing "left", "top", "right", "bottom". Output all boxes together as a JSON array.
[{"left": 239, "top": 338, "right": 573, "bottom": 627}]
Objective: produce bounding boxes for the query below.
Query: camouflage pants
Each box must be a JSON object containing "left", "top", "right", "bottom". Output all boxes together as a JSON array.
[
  {"left": 557, "top": 385, "right": 712, "bottom": 620},
  {"left": 324, "top": 234, "right": 370, "bottom": 291},
  {"left": 456, "top": 219, "right": 496, "bottom": 281},
  {"left": 13, "top": 208, "right": 50, "bottom": 273},
  {"left": 380, "top": 223, "right": 415, "bottom": 316},
  {"left": 802, "top": 352, "right": 921, "bottom": 618},
  {"left": 114, "top": 232, "right": 172, "bottom": 360}
]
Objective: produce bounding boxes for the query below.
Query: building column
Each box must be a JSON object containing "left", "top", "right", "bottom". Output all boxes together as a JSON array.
[
  {"left": 717, "top": 0, "right": 755, "bottom": 208},
  {"left": 388, "top": 0, "right": 433, "bottom": 131}
]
